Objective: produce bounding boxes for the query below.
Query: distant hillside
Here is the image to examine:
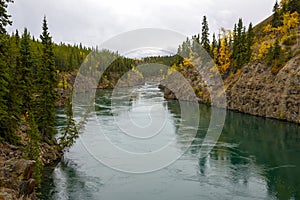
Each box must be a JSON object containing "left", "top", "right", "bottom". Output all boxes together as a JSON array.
[{"left": 160, "top": 0, "right": 300, "bottom": 124}]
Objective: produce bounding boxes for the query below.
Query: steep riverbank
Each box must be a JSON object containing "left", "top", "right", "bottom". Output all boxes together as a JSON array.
[
  {"left": 226, "top": 55, "right": 300, "bottom": 124},
  {"left": 159, "top": 55, "right": 300, "bottom": 124},
  {"left": 0, "top": 140, "right": 61, "bottom": 199}
]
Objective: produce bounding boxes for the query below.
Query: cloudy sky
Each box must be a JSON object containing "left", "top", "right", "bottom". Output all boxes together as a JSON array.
[{"left": 8, "top": 0, "right": 275, "bottom": 48}]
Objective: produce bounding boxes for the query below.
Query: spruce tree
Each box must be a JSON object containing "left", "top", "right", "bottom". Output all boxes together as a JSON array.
[
  {"left": 233, "top": 18, "right": 248, "bottom": 70},
  {"left": 200, "top": 16, "right": 210, "bottom": 54},
  {"left": 246, "top": 23, "right": 254, "bottom": 63},
  {"left": 0, "top": 34, "right": 10, "bottom": 141},
  {"left": 288, "top": 0, "right": 300, "bottom": 14},
  {"left": 0, "top": 0, "right": 13, "bottom": 34},
  {"left": 58, "top": 94, "right": 78, "bottom": 150},
  {"left": 0, "top": 0, "right": 18, "bottom": 143},
  {"left": 15, "top": 29, "right": 20, "bottom": 44},
  {"left": 36, "top": 16, "right": 58, "bottom": 140},
  {"left": 25, "top": 112, "right": 43, "bottom": 188},
  {"left": 272, "top": 0, "right": 281, "bottom": 28},
  {"left": 19, "top": 28, "right": 33, "bottom": 114},
  {"left": 267, "top": 39, "right": 284, "bottom": 71},
  {"left": 211, "top": 33, "right": 217, "bottom": 57}
]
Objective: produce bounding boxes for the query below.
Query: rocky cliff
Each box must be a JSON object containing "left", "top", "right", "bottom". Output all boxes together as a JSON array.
[
  {"left": 227, "top": 55, "right": 300, "bottom": 124},
  {"left": 160, "top": 55, "right": 300, "bottom": 124},
  {"left": 0, "top": 141, "right": 61, "bottom": 199}
]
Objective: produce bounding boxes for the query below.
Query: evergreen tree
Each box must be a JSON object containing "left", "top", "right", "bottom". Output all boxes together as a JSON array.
[
  {"left": 0, "top": 0, "right": 13, "bottom": 34},
  {"left": 232, "top": 24, "right": 237, "bottom": 58},
  {"left": 0, "top": 0, "right": 19, "bottom": 143},
  {"left": 25, "top": 112, "right": 43, "bottom": 188},
  {"left": 19, "top": 28, "right": 33, "bottom": 114},
  {"left": 245, "top": 23, "right": 254, "bottom": 63},
  {"left": 58, "top": 94, "right": 79, "bottom": 150},
  {"left": 0, "top": 34, "right": 11, "bottom": 141},
  {"left": 233, "top": 18, "right": 248, "bottom": 70},
  {"left": 272, "top": 0, "right": 282, "bottom": 28},
  {"left": 200, "top": 16, "right": 210, "bottom": 54},
  {"left": 15, "top": 29, "right": 20, "bottom": 44},
  {"left": 36, "top": 16, "right": 58, "bottom": 140},
  {"left": 191, "top": 34, "right": 199, "bottom": 53},
  {"left": 267, "top": 39, "right": 284, "bottom": 72},
  {"left": 180, "top": 37, "right": 191, "bottom": 58},
  {"left": 211, "top": 33, "right": 217, "bottom": 57},
  {"left": 288, "top": 0, "right": 300, "bottom": 14}
]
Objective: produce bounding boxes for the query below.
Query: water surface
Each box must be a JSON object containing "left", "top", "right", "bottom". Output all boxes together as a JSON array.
[{"left": 41, "top": 83, "right": 300, "bottom": 200}]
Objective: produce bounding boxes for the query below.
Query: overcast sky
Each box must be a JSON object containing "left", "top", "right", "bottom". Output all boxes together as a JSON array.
[{"left": 8, "top": 0, "right": 275, "bottom": 48}]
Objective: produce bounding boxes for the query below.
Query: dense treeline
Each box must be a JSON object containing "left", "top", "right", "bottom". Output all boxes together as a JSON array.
[
  {"left": 10, "top": 30, "right": 91, "bottom": 73},
  {"left": 178, "top": 16, "right": 254, "bottom": 76},
  {"left": 0, "top": 17, "right": 87, "bottom": 145},
  {"left": 135, "top": 55, "right": 184, "bottom": 78},
  {"left": 178, "top": 0, "right": 299, "bottom": 76},
  {"left": 0, "top": 0, "right": 93, "bottom": 188}
]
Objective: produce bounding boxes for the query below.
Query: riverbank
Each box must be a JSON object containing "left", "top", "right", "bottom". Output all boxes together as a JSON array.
[
  {"left": 0, "top": 140, "right": 61, "bottom": 199},
  {"left": 159, "top": 55, "right": 300, "bottom": 124}
]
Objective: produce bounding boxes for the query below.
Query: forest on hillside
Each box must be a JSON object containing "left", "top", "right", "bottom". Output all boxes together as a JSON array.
[{"left": 178, "top": 0, "right": 300, "bottom": 76}]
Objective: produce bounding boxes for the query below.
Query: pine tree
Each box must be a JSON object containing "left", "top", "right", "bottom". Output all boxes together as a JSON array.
[
  {"left": 19, "top": 28, "right": 34, "bottom": 114},
  {"left": 200, "top": 16, "right": 210, "bottom": 54},
  {"left": 15, "top": 29, "right": 20, "bottom": 44},
  {"left": 192, "top": 35, "right": 200, "bottom": 53},
  {"left": 36, "top": 16, "right": 58, "bottom": 140},
  {"left": 288, "top": 0, "right": 300, "bottom": 14},
  {"left": 272, "top": 0, "right": 282, "bottom": 28},
  {"left": 0, "top": 34, "right": 11, "bottom": 141},
  {"left": 245, "top": 23, "right": 254, "bottom": 63},
  {"left": 233, "top": 18, "right": 248, "bottom": 70},
  {"left": 5, "top": 29, "right": 22, "bottom": 130},
  {"left": 232, "top": 24, "right": 237, "bottom": 57},
  {"left": 267, "top": 39, "right": 284, "bottom": 72},
  {"left": 58, "top": 94, "right": 79, "bottom": 150},
  {"left": 211, "top": 33, "right": 217, "bottom": 57},
  {"left": 25, "top": 112, "right": 43, "bottom": 188},
  {"left": 0, "top": 0, "right": 13, "bottom": 34},
  {"left": 180, "top": 37, "right": 191, "bottom": 58},
  {"left": 0, "top": 0, "right": 19, "bottom": 143}
]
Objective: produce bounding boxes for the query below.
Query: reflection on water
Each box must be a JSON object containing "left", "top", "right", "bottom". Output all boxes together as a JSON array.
[{"left": 41, "top": 83, "right": 300, "bottom": 200}]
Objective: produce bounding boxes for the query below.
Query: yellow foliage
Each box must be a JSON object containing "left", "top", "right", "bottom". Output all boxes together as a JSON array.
[
  {"left": 183, "top": 58, "right": 192, "bottom": 67},
  {"left": 132, "top": 65, "right": 144, "bottom": 78},
  {"left": 280, "top": 0, "right": 289, "bottom": 7},
  {"left": 57, "top": 80, "right": 64, "bottom": 88},
  {"left": 213, "top": 39, "right": 231, "bottom": 75},
  {"left": 282, "top": 11, "right": 299, "bottom": 35},
  {"left": 264, "top": 24, "right": 273, "bottom": 34},
  {"left": 257, "top": 41, "right": 273, "bottom": 59},
  {"left": 198, "top": 91, "right": 203, "bottom": 97},
  {"left": 167, "top": 64, "right": 178, "bottom": 76}
]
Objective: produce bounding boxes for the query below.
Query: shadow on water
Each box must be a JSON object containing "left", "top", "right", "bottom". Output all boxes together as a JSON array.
[
  {"left": 169, "top": 100, "right": 300, "bottom": 200},
  {"left": 40, "top": 158, "right": 103, "bottom": 200}
]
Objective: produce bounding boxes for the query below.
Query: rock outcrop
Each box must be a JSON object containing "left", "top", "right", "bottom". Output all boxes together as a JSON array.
[
  {"left": 0, "top": 141, "right": 61, "bottom": 200},
  {"left": 160, "top": 55, "right": 300, "bottom": 124},
  {"left": 227, "top": 56, "right": 300, "bottom": 123}
]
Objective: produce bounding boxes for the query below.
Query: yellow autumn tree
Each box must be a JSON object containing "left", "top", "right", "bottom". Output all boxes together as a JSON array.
[
  {"left": 257, "top": 41, "right": 273, "bottom": 59},
  {"left": 213, "top": 38, "right": 231, "bottom": 75},
  {"left": 282, "top": 11, "right": 299, "bottom": 36}
]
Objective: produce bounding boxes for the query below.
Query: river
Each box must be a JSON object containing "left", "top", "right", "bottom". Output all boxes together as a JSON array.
[{"left": 41, "top": 83, "right": 300, "bottom": 200}]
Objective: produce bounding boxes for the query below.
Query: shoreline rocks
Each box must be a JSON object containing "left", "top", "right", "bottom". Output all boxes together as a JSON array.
[{"left": 0, "top": 141, "right": 62, "bottom": 200}]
